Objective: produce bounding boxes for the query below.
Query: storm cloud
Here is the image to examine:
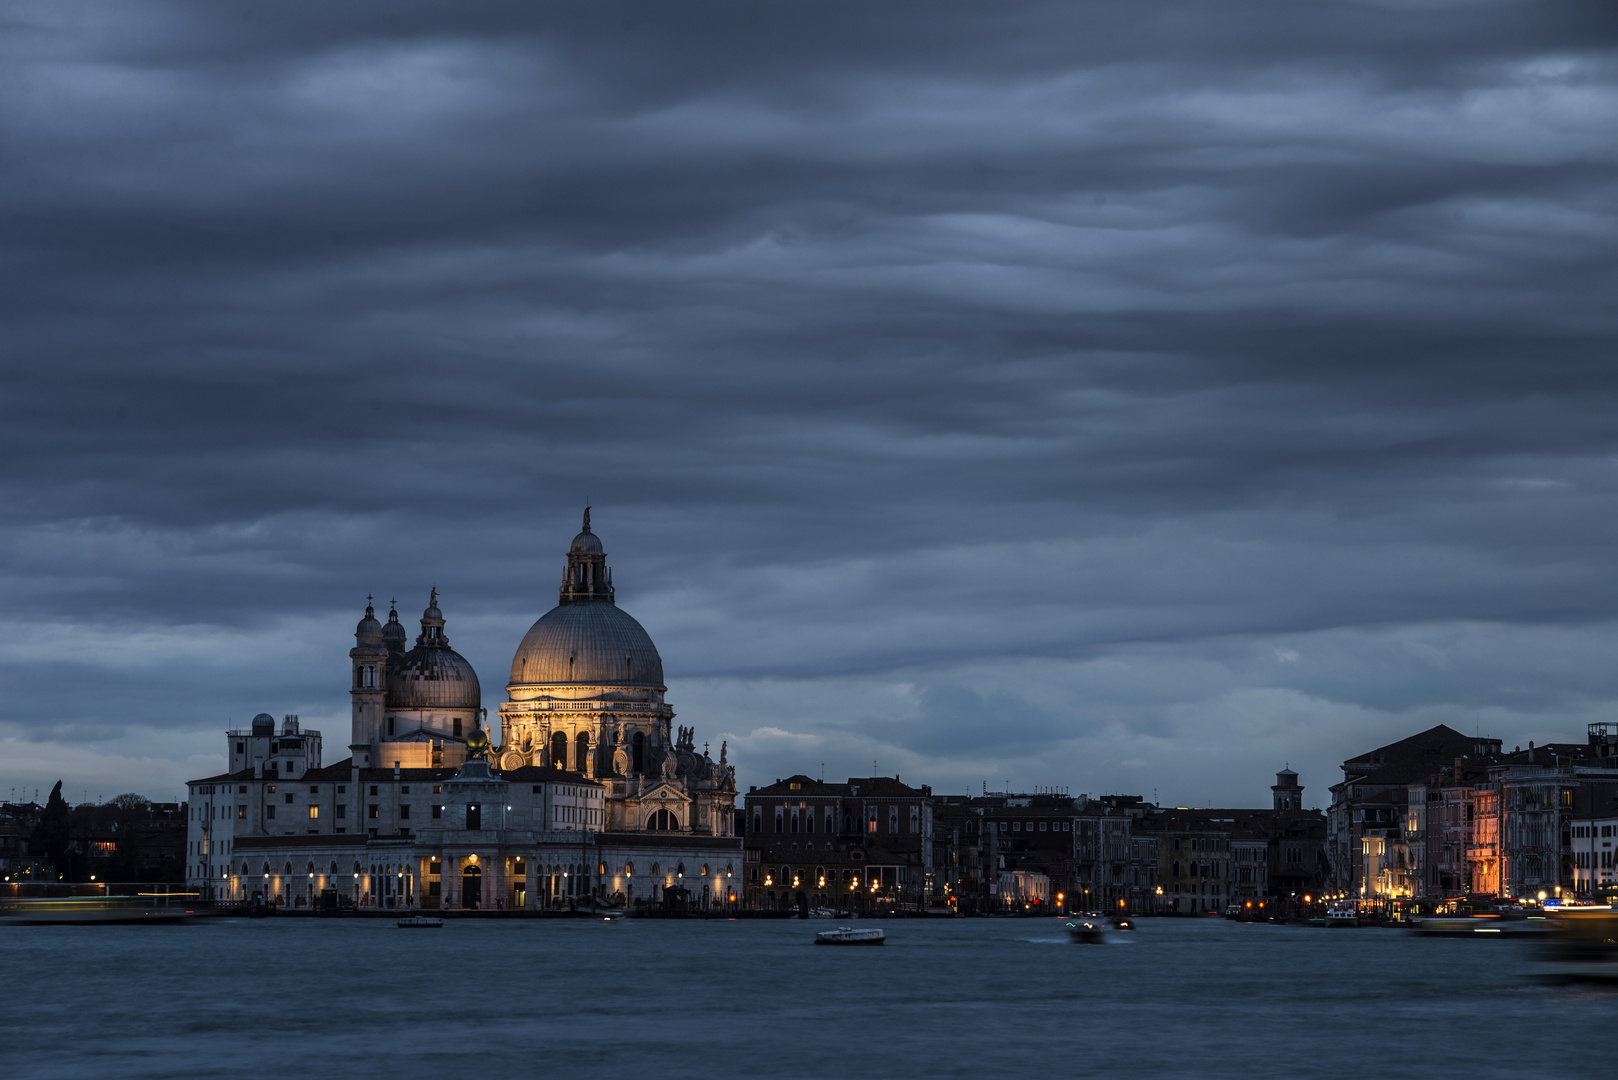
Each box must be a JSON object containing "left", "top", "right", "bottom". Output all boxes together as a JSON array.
[{"left": 2, "top": 0, "right": 1617, "bottom": 806}]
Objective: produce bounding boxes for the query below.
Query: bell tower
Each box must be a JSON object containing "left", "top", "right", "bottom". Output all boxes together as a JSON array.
[
  {"left": 1271, "top": 766, "right": 1303, "bottom": 812},
  {"left": 349, "top": 598, "right": 386, "bottom": 764}
]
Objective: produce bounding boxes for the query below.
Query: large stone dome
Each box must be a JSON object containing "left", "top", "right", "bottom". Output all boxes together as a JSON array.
[{"left": 509, "top": 602, "right": 664, "bottom": 687}]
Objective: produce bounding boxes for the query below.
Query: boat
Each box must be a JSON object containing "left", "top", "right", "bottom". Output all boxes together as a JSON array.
[
  {"left": 0, "top": 897, "right": 195, "bottom": 926},
  {"left": 1066, "top": 919, "right": 1107, "bottom": 944},
  {"left": 397, "top": 915, "right": 443, "bottom": 928},
  {"left": 1325, "top": 902, "right": 1359, "bottom": 928},
  {"left": 1527, "top": 909, "right": 1618, "bottom": 983},
  {"left": 1110, "top": 915, "right": 1136, "bottom": 932},
  {"left": 1407, "top": 915, "right": 1551, "bottom": 938},
  {"left": 815, "top": 927, "right": 885, "bottom": 946},
  {"left": 807, "top": 907, "right": 841, "bottom": 919}
]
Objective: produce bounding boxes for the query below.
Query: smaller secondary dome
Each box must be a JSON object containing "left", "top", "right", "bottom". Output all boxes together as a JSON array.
[
  {"left": 356, "top": 601, "right": 382, "bottom": 637},
  {"left": 389, "top": 647, "right": 481, "bottom": 711},
  {"left": 251, "top": 713, "right": 275, "bottom": 735},
  {"left": 386, "top": 591, "right": 481, "bottom": 712}
]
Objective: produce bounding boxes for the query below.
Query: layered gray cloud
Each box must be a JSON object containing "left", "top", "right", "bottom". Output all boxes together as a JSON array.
[{"left": 2, "top": 0, "right": 1616, "bottom": 806}]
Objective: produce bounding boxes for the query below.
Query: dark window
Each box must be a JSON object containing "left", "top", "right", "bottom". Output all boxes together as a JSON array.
[
  {"left": 432, "top": 805, "right": 441, "bottom": 820},
  {"left": 267, "top": 805, "right": 276, "bottom": 820},
  {"left": 309, "top": 785, "right": 318, "bottom": 794},
  {"left": 387, "top": 717, "right": 394, "bottom": 736},
  {"left": 552, "top": 732, "right": 568, "bottom": 769},
  {"left": 285, "top": 793, "right": 293, "bottom": 804},
  {"left": 400, "top": 805, "right": 411, "bottom": 819},
  {"left": 335, "top": 805, "right": 346, "bottom": 819},
  {"left": 453, "top": 718, "right": 462, "bottom": 737},
  {"left": 370, "top": 786, "right": 378, "bottom": 796},
  {"left": 466, "top": 804, "right": 481, "bottom": 830},
  {"left": 368, "top": 805, "right": 379, "bottom": 819},
  {"left": 647, "top": 808, "right": 677, "bottom": 832},
  {"left": 631, "top": 732, "right": 646, "bottom": 773},
  {"left": 576, "top": 732, "right": 590, "bottom": 773}
]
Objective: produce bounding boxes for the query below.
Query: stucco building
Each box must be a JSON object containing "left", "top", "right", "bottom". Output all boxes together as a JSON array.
[{"left": 185, "top": 513, "right": 741, "bottom": 911}]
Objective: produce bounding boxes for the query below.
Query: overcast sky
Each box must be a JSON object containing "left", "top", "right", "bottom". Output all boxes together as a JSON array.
[{"left": 3, "top": 1, "right": 1616, "bottom": 808}]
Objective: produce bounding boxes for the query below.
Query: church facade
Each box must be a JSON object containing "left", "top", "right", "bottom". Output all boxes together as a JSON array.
[{"left": 184, "top": 514, "right": 741, "bottom": 912}]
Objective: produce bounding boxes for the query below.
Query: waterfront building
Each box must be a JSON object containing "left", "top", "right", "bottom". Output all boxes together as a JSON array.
[
  {"left": 1326, "top": 725, "right": 1502, "bottom": 900},
  {"left": 184, "top": 514, "right": 740, "bottom": 911},
  {"left": 1330, "top": 722, "right": 1618, "bottom": 903},
  {"left": 741, "top": 774, "right": 935, "bottom": 912},
  {"left": 1570, "top": 803, "right": 1618, "bottom": 901},
  {"left": 1483, "top": 736, "right": 1618, "bottom": 901}
]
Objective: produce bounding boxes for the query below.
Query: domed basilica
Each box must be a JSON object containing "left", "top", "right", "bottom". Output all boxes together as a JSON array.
[{"left": 184, "top": 513, "right": 740, "bottom": 913}]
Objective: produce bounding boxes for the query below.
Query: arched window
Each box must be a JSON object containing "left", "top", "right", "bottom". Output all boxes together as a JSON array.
[
  {"left": 805, "top": 809, "right": 815, "bottom": 834},
  {"left": 631, "top": 731, "right": 646, "bottom": 773},
  {"left": 576, "top": 732, "right": 590, "bottom": 774},
  {"left": 826, "top": 810, "right": 834, "bottom": 834},
  {"left": 329, "top": 860, "right": 339, "bottom": 875},
  {"left": 701, "top": 864, "right": 709, "bottom": 877},
  {"left": 353, "top": 860, "right": 362, "bottom": 875},
  {"left": 605, "top": 730, "right": 618, "bottom": 776},
  {"left": 262, "top": 861, "right": 272, "bottom": 877},
  {"left": 306, "top": 861, "right": 315, "bottom": 876},
  {"left": 1172, "top": 860, "right": 1181, "bottom": 877},
  {"left": 790, "top": 810, "right": 799, "bottom": 833},
  {"left": 815, "top": 865, "right": 826, "bottom": 886},
  {"left": 551, "top": 731, "right": 568, "bottom": 770},
  {"left": 647, "top": 808, "right": 677, "bottom": 832},
  {"left": 283, "top": 862, "right": 292, "bottom": 876},
  {"left": 242, "top": 861, "right": 250, "bottom": 876}
]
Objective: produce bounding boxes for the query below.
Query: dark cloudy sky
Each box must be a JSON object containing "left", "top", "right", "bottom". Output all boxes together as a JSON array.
[{"left": 4, "top": 1, "right": 1617, "bottom": 808}]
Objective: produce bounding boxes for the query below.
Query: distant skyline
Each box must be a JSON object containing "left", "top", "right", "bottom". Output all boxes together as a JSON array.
[{"left": 4, "top": 2, "right": 1617, "bottom": 807}]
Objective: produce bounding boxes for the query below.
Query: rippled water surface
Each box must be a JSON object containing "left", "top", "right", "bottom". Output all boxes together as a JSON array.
[{"left": 2, "top": 916, "right": 1613, "bottom": 1078}]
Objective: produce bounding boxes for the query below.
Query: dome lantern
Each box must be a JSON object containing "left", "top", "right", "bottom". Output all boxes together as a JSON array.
[{"left": 559, "top": 506, "right": 614, "bottom": 606}]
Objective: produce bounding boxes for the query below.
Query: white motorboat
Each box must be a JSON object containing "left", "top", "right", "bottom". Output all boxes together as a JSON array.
[
  {"left": 397, "top": 915, "right": 443, "bottom": 928},
  {"left": 815, "top": 927, "right": 885, "bottom": 946}
]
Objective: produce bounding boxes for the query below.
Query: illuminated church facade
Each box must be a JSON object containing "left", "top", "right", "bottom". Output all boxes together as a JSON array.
[{"left": 184, "top": 514, "right": 741, "bottom": 911}]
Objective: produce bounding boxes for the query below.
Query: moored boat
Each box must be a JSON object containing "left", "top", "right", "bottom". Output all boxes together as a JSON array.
[
  {"left": 397, "top": 915, "right": 443, "bottom": 928},
  {"left": 1325, "top": 902, "right": 1359, "bottom": 928},
  {"left": 815, "top": 927, "right": 885, "bottom": 946}
]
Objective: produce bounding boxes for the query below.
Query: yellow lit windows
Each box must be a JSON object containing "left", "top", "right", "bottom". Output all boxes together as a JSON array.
[{"left": 308, "top": 806, "right": 319, "bottom": 820}]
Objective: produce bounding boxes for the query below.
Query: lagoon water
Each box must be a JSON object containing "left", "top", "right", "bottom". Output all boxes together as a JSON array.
[{"left": 2, "top": 916, "right": 1613, "bottom": 1078}]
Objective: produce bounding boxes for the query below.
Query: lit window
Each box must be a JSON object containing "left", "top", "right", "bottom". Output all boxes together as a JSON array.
[{"left": 308, "top": 806, "right": 319, "bottom": 820}]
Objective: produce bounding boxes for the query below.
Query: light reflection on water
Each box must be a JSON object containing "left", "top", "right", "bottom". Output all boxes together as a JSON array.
[{"left": 0, "top": 916, "right": 1612, "bottom": 1078}]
